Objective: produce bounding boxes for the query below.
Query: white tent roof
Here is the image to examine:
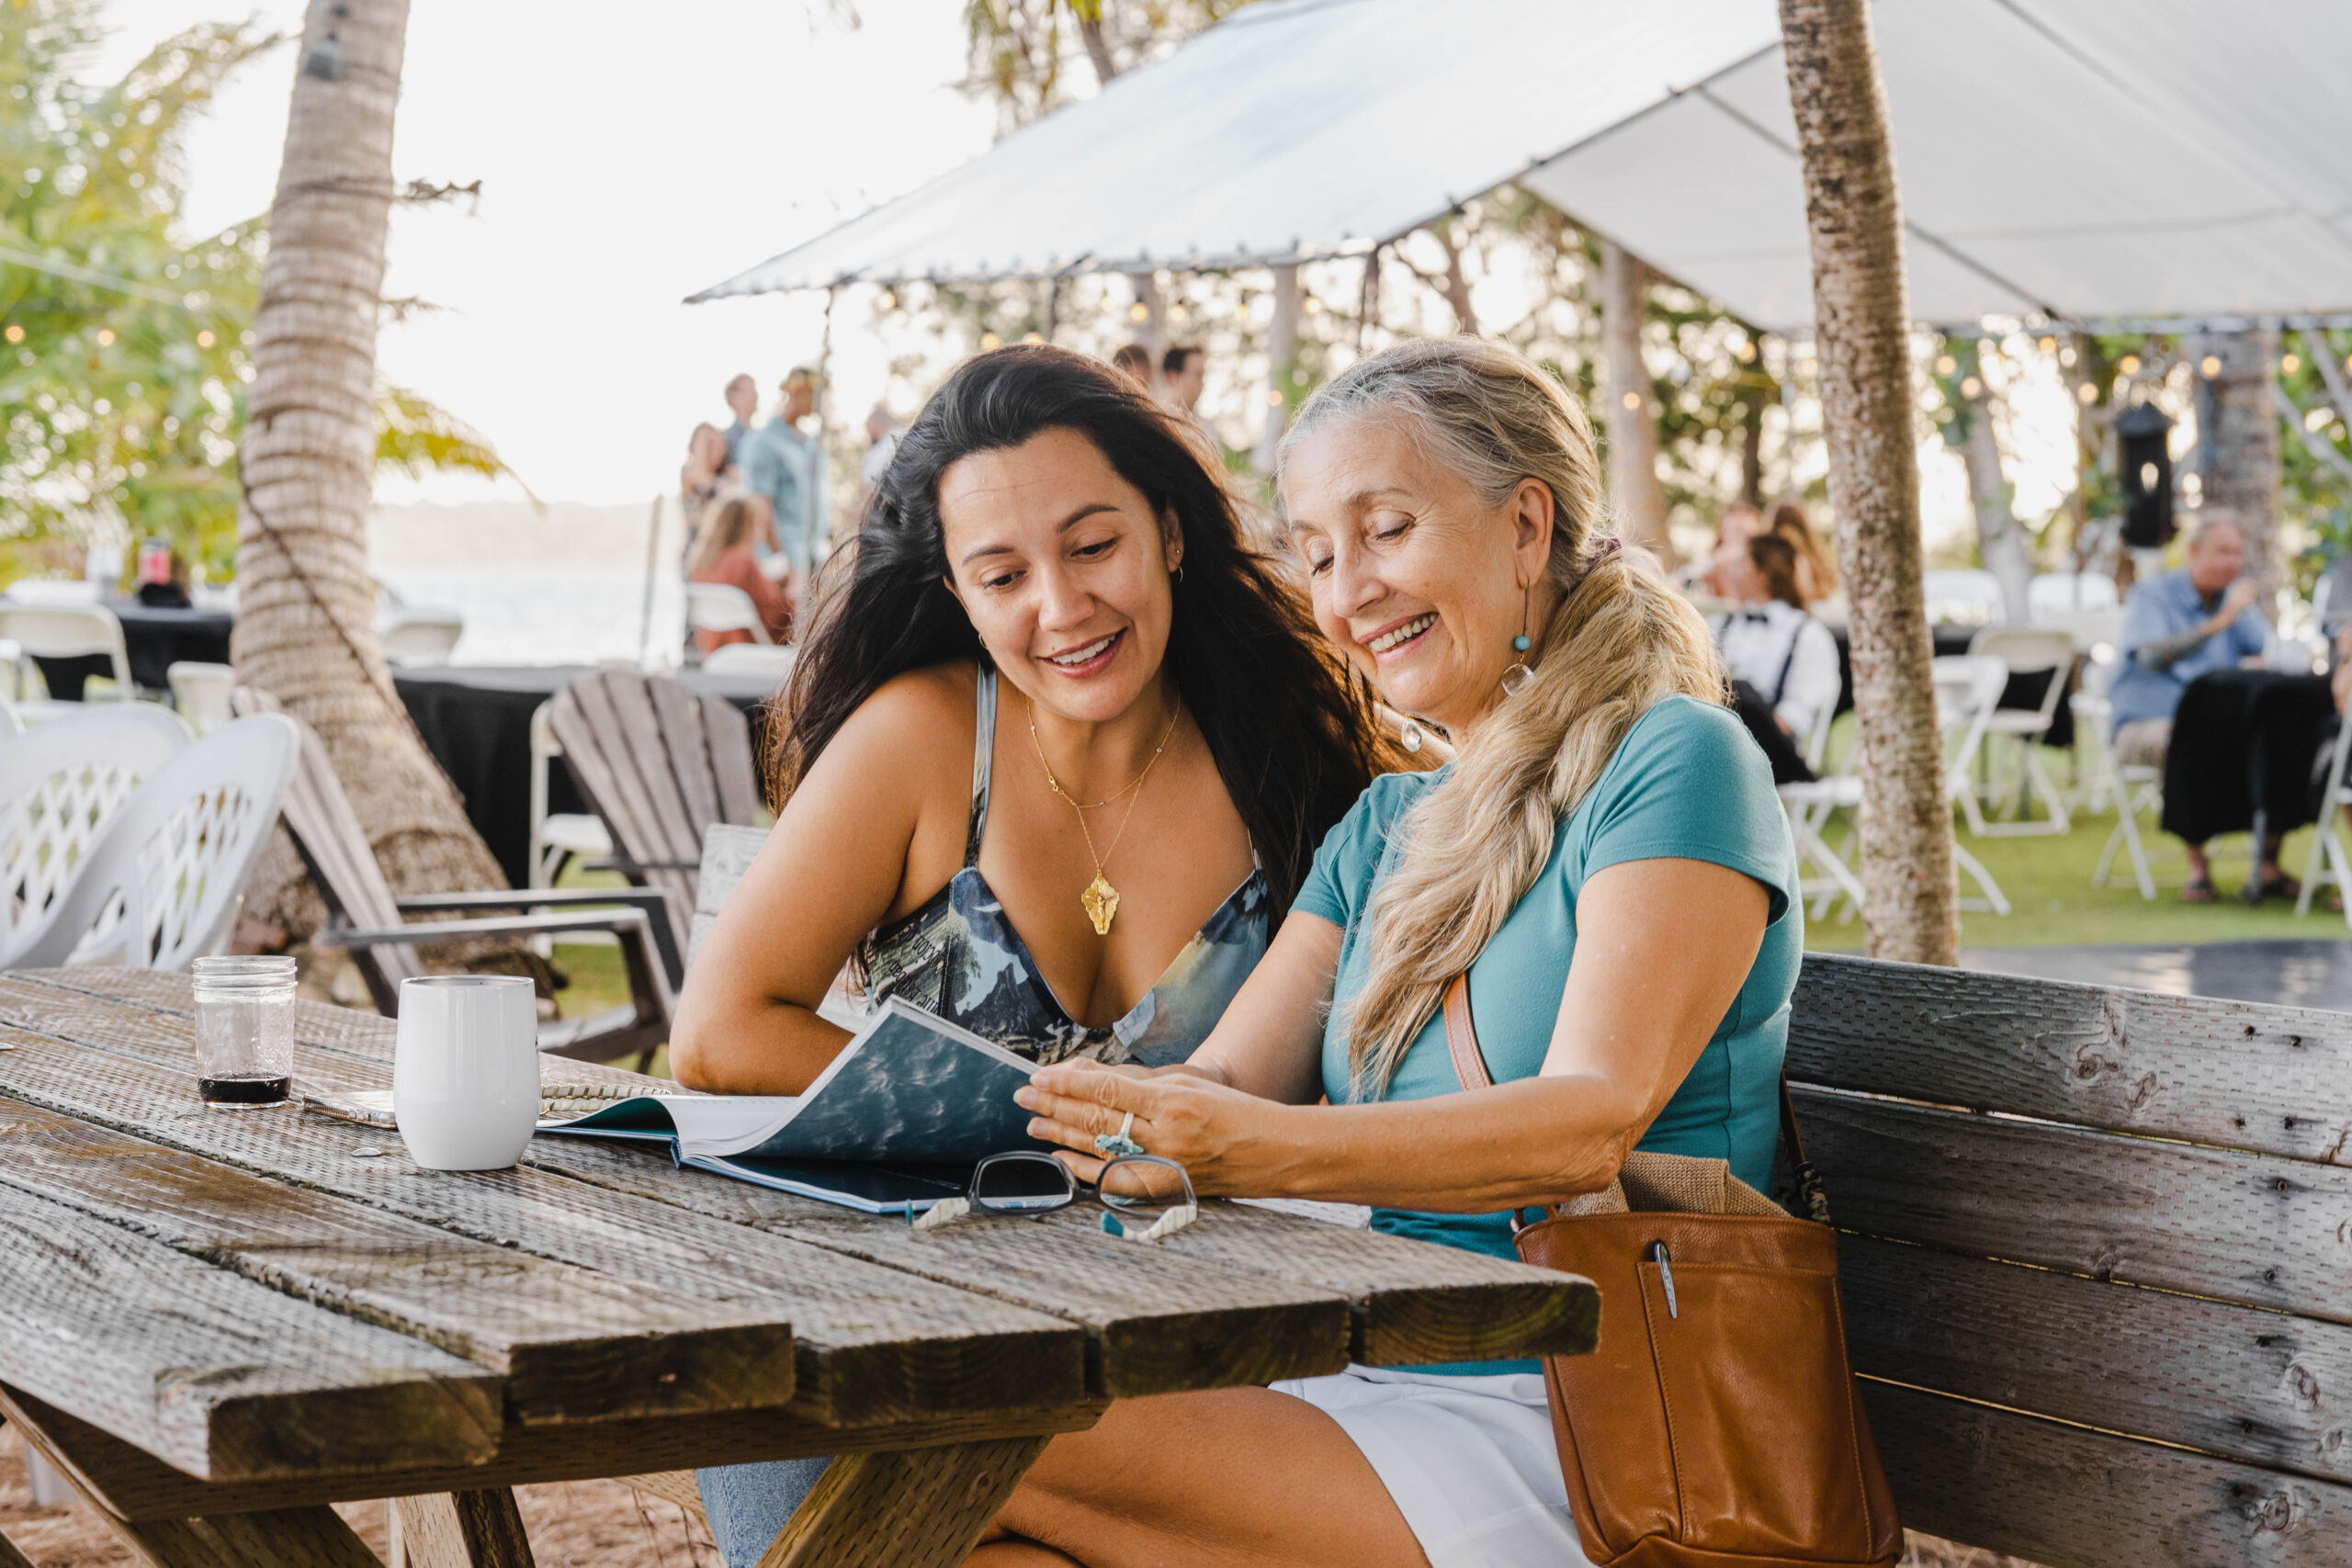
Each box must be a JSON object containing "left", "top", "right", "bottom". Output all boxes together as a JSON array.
[{"left": 692, "top": 0, "right": 2352, "bottom": 331}]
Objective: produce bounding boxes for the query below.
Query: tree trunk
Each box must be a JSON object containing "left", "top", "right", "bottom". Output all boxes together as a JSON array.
[
  {"left": 232, "top": 0, "right": 511, "bottom": 938},
  {"left": 1956, "top": 385, "right": 2032, "bottom": 623},
  {"left": 1254, "top": 264, "right": 1300, "bottom": 475},
  {"left": 1434, "top": 223, "right": 1477, "bottom": 336},
  {"left": 2188, "top": 328, "right": 2283, "bottom": 614},
  {"left": 1780, "top": 0, "right": 1958, "bottom": 966},
  {"left": 1738, "top": 395, "right": 1766, "bottom": 508},
  {"left": 1599, "top": 240, "right": 1669, "bottom": 557},
  {"left": 1076, "top": 12, "right": 1119, "bottom": 87}
]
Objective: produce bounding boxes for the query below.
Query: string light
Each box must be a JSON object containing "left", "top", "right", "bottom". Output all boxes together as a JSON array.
[
  {"left": 877, "top": 289, "right": 896, "bottom": 310},
  {"left": 2077, "top": 382, "right": 2098, "bottom": 403},
  {"left": 1128, "top": 302, "right": 1148, "bottom": 322},
  {"left": 2, "top": 324, "right": 20, "bottom": 344},
  {"left": 1801, "top": 356, "right": 1818, "bottom": 376},
  {"left": 196, "top": 329, "right": 214, "bottom": 347},
  {"left": 1621, "top": 390, "right": 1641, "bottom": 411},
  {"left": 2282, "top": 352, "right": 2301, "bottom": 374},
  {"left": 979, "top": 332, "right": 1001, "bottom": 351},
  {"left": 1935, "top": 355, "right": 1957, "bottom": 375},
  {"left": 1021, "top": 331, "right": 1043, "bottom": 344},
  {"left": 1266, "top": 387, "right": 1284, "bottom": 407},
  {"left": 2037, "top": 336, "right": 2057, "bottom": 354},
  {"left": 2199, "top": 355, "right": 2222, "bottom": 377},
  {"left": 95, "top": 328, "right": 115, "bottom": 345},
  {"left": 2118, "top": 354, "right": 2141, "bottom": 375},
  {"left": 1733, "top": 340, "right": 1755, "bottom": 362},
  {"left": 1303, "top": 296, "right": 1322, "bottom": 314},
  {"left": 1961, "top": 376, "right": 1982, "bottom": 398},
  {"left": 1168, "top": 303, "right": 1190, "bottom": 323}
]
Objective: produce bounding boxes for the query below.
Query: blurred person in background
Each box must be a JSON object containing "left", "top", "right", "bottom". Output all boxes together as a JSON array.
[
  {"left": 687, "top": 494, "right": 797, "bottom": 651},
  {"left": 722, "top": 373, "right": 759, "bottom": 468},
  {"left": 1689, "top": 501, "right": 1760, "bottom": 597},
  {"left": 741, "top": 367, "right": 830, "bottom": 583},
  {"left": 680, "top": 422, "right": 734, "bottom": 536},
  {"left": 1764, "top": 499, "right": 1839, "bottom": 604},
  {"left": 1161, "top": 344, "right": 1207, "bottom": 413},
  {"left": 1112, "top": 343, "right": 1155, "bottom": 390},
  {"left": 2110, "top": 518, "right": 2274, "bottom": 902},
  {"left": 849, "top": 403, "right": 903, "bottom": 544},
  {"left": 1711, "top": 533, "right": 1838, "bottom": 784}
]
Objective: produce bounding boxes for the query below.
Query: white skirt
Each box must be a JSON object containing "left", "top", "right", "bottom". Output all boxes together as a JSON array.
[{"left": 1268, "top": 1364, "right": 1592, "bottom": 1568}]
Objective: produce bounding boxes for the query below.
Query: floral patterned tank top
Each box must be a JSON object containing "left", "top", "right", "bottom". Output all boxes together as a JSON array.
[{"left": 855, "top": 665, "right": 1271, "bottom": 1066}]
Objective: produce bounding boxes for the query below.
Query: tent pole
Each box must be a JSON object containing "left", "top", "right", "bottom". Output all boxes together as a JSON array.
[
  {"left": 1256, "top": 264, "right": 1301, "bottom": 474},
  {"left": 1357, "top": 245, "right": 1383, "bottom": 353}
]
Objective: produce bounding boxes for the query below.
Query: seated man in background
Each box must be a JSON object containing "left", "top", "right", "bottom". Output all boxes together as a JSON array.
[{"left": 2109, "top": 518, "right": 2273, "bottom": 901}]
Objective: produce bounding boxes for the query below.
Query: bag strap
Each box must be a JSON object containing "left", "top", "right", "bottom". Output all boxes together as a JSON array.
[{"left": 1444, "top": 974, "right": 1834, "bottom": 1226}]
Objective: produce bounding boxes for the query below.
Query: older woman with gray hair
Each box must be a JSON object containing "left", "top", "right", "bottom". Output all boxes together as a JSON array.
[{"left": 978, "top": 338, "right": 1803, "bottom": 1568}]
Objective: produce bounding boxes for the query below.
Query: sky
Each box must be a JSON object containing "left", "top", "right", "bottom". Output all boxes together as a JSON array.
[{"left": 85, "top": 0, "right": 997, "bottom": 507}]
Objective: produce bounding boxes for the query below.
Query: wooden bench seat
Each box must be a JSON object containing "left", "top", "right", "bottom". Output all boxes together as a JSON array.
[{"left": 1791, "top": 952, "right": 2352, "bottom": 1568}]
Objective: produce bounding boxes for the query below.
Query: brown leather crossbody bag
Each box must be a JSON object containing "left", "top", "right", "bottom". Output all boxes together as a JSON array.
[{"left": 1441, "top": 976, "right": 1901, "bottom": 1568}]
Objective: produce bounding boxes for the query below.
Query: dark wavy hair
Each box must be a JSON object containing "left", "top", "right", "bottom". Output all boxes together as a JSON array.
[{"left": 772, "top": 344, "right": 1389, "bottom": 917}]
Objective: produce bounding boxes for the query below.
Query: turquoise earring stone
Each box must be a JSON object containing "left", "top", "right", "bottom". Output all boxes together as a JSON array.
[{"left": 1513, "top": 634, "right": 1532, "bottom": 651}]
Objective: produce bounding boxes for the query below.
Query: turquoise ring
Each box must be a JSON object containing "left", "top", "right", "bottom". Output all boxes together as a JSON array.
[{"left": 1093, "top": 1111, "right": 1145, "bottom": 1158}]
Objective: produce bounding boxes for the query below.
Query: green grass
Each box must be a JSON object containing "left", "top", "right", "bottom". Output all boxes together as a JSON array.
[{"left": 1803, "top": 723, "right": 2338, "bottom": 952}]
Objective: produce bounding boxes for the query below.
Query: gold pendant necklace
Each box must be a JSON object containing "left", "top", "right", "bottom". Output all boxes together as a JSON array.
[{"left": 1026, "top": 692, "right": 1183, "bottom": 936}]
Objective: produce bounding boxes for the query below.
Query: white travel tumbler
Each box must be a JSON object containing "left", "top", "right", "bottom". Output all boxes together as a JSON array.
[{"left": 392, "top": 975, "right": 540, "bottom": 1170}]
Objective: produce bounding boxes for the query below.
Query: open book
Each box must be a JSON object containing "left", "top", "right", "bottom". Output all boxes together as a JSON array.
[{"left": 536, "top": 996, "right": 1047, "bottom": 1213}]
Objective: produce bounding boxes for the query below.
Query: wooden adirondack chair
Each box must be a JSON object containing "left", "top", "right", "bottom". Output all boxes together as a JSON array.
[
  {"left": 232, "top": 689, "right": 680, "bottom": 1064},
  {"left": 548, "top": 670, "right": 763, "bottom": 956}
]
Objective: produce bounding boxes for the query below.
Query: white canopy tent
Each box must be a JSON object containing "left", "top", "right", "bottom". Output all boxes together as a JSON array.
[{"left": 691, "top": 0, "right": 2352, "bottom": 332}]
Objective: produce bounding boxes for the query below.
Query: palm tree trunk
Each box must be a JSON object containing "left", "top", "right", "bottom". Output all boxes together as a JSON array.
[
  {"left": 1957, "top": 384, "right": 2032, "bottom": 623},
  {"left": 1780, "top": 0, "right": 1958, "bottom": 965},
  {"left": 2189, "top": 328, "right": 2283, "bottom": 613},
  {"left": 232, "top": 0, "right": 510, "bottom": 934},
  {"left": 1600, "top": 240, "right": 1669, "bottom": 558}
]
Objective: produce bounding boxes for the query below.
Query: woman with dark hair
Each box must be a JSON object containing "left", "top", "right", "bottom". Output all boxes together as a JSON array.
[
  {"left": 1765, "top": 498, "right": 1840, "bottom": 603},
  {"left": 670, "top": 344, "right": 1392, "bottom": 1566},
  {"left": 1711, "top": 533, "right": 1841, "bottom": 783}
]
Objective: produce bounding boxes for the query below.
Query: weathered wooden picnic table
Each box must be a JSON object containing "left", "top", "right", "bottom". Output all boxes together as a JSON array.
[{"left": 0, "top": 967, "right": 1600, "bottom": 1568}]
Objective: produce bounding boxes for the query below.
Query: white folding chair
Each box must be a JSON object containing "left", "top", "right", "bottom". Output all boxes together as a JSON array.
[
  {"left": 1778, "top": 701, "right": 1864, "bottom": 923},
  {"left": 1922, "top": 570, "right": 2007, "bottom": 628},
  {"left": 0, "top": 601, "right": 135, "bottom": 700},
  {"left": 1962, "top": 626, "right": 2075, "bottom": 835},
  {"left": 527, "top": 697, "right": 614, "bottom": 892},
  {"left": 2026, "top": 572, "right": 2119, "bottom": 618},
  {"left": 2297, "top": 715, "right": 2352, "bottom": 929},
  {"left": 12, "top": 715, "right": 300, "bottom": 970},
  {"left": 700, "top": 642, "right": 797, "bottom": 683},
  {"left": 0, "top": 705, "right": 194, "bottom": 968},
  {"left": 166, "top": 660, "right": 236, "bottom": 735},
  {"left": 377, "top": 606, "right": 465, "bottom": 666},
  {"left": 685, "top": 581, "right": 775, "bottom": 646},
  {"left": 1930, "top": 656, "right": 2013, "bottom": 915},
  {"left": 2073, "top": 654, "right": 2162, "bottom": 901}
]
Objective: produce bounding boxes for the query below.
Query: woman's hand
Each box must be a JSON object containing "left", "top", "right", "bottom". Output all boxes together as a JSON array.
[{"left": 1013, "top": 1061, "right": 1288, "bottom": 1196}]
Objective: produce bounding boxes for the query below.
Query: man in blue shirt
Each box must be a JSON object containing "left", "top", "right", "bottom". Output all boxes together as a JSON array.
[
  {"left": 740, "top": 368, "right": 828, "bottom": 584},
  {"left": 2109, "top": 519, "right": 2271, "bottom": 899}
]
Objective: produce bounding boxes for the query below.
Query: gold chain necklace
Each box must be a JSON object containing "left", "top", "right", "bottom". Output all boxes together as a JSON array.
[{"left": 1025, "top": 693, "right": 1182, "bottom": 935}]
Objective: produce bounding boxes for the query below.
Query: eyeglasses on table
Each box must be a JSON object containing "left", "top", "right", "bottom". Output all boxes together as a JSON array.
[{"left": 910, "top": 1150, "right": 1198, "bottom": 1242}]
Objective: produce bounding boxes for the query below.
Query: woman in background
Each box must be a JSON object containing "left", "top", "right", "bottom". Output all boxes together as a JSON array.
[
  {"left": 1764, "top": 498, "right": 1839, "bottom": 604},
  {"left": 687, "top": 494, "right": 796, "bottom": 650},
  {"left": 1711, "top": 532, "right": 1840, "bottom": 783}
]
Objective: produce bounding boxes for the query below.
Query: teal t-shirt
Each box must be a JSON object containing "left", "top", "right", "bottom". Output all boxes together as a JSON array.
[{"left": 1294, "top": 694, "right": 1802, "bottom": 1372}]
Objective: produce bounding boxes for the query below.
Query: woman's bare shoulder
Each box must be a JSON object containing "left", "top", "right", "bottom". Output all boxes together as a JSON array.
[{"left": 808, "top": 659, "right": 979, "bottom": 785}]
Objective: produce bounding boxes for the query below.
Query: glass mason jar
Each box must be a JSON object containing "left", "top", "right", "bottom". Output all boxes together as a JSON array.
[{"left": 192, "top": 955, "right": 299, "bottom": 1108}]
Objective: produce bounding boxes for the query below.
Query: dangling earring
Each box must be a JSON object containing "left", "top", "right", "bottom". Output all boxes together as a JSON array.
[
  {"left": 1501, "top": 585, "right": 1534, "bottom": 697},
  {"left": 1399, "top": 719, "right": 1425, "bottom": 754}
]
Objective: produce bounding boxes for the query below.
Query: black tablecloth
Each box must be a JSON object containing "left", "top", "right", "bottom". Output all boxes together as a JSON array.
[
  {"left": 393, "top": 665, "right": 775, "bottom": 888},
  {"left": 28, "top": 599, "right": 233, "bottom": 698},
  {"left": 1829, "top": 624, "right": 2074, "bottom": 750},
  {"left": 2160, "top": 670, "right": 2333, "bottom": 846}
]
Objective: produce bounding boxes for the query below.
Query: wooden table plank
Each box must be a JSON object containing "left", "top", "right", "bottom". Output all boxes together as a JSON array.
[
  {"left": 758, "top": 1438, "right": 1049, "bottom": 1568},
  {"left": 1841, "top": 1234, "right": 2352, "bottom": 1486},
  {"left": 1790, "top": 952, "right": 2352, "bottom": 1165},
  {"left": 0, "top": 1098, "right": 796, "bottom": 1427},
  {"left": 1794, "top": 1086, "right": 2352, "bottom": 1325},
  {"left": 522, "top": 1132, "right": 1351, "bottom": 1397},
  {"left": 1862, "top": 1379, "right": 2352, "bottom": 1568},
  {"left": 0, "top": 1178, "right": 497, "bottom": 1482},
  {"left": 34, "top": 970, "right": 1600, "bottom": 1376},
  {"left": 0, "top": 1018, "right": 1087, "bottom": 1428},
  {"left": 5, "top": 1382, "right": 1104, "bottom": 1523}
]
